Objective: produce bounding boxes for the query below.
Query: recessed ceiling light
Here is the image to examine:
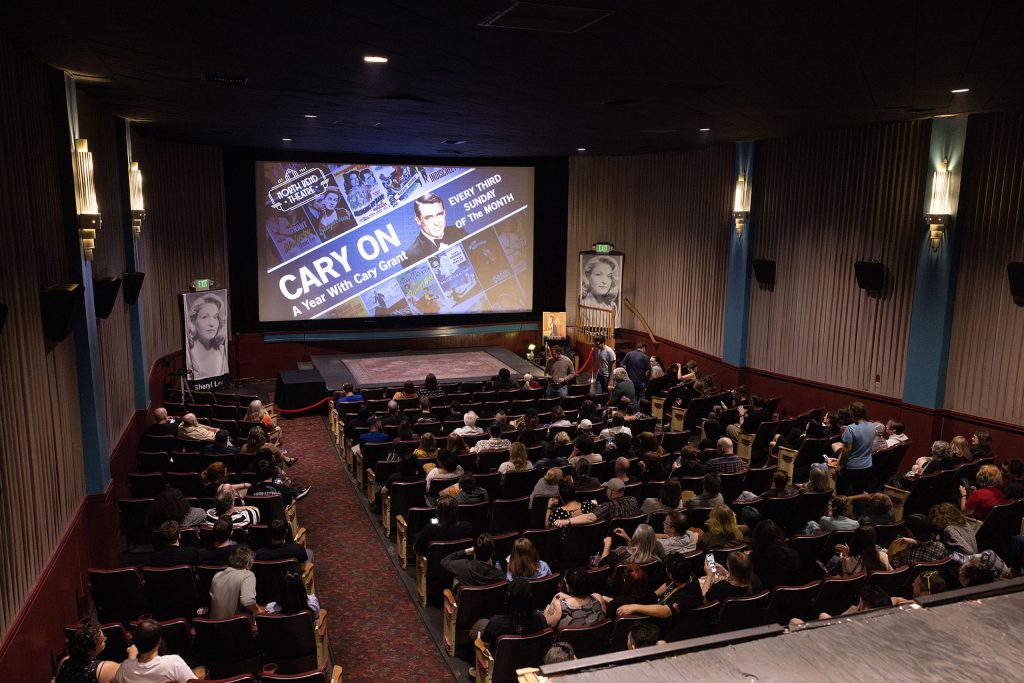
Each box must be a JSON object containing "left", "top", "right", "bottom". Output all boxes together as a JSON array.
[
  {"left": 577, "top": 147, "right": 586, "bottom": 152},
  {"left": 951, "top": 88, "right": 970, "bottom": 94},
  {"left": 699, "top": 128, "right": 711, "bottom": 132},
  {"left": 281, "top": 138, "right": 292, "bottom": 142},
  {"left": 364, "top": 55, "right": 389, "bottom": 64},
  {"left": 304, "top": 114, "right": 317, "bottom": 119}
]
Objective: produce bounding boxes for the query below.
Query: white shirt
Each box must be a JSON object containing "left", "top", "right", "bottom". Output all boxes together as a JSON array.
[
  {"left": 114, "top": 654, "right": 194, "bottom": 683},
  {"left": 599, "top": 426, "right": 632, "bottom": 440},
  {"left": 453, "top": 425, "right": 483, "bottom": 436}
]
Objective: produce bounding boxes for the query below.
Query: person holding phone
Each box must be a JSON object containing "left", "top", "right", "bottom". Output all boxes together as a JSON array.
[
  {"left": 413, "top": 496, "right": 472, "bottom": 556},
  {"left": 704, "top": 551, "right": 762, "bottom": 600},
  {"left": 614, "top": 554, "right": 703, "bottom": 635}
]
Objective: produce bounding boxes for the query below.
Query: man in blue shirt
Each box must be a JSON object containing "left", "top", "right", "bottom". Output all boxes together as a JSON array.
[
  {"left": 834, "top": 402, "right": 875, "bottom": 495},
  {"left": 621, "top": 342, "right": 651, "bottom": 400},
  {"left": 335, "top": 383, "right": 364, "bottom": 410}
]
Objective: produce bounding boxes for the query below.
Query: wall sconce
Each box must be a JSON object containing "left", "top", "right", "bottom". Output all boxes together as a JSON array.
[
  {"left": 129, "top": 161, "right": 145, "bottom": 239},
  {"left": 732, "top": 172, "right": 750, "bottom": 236},
  {"left": 925, "top": 158, "right": 951, "bottom": 251},
  {"left": 527, "top": 343, "right": 536, "bottom": 361},
  {"left": 73, "top": 138, "right": 101, "bottom": 260}
]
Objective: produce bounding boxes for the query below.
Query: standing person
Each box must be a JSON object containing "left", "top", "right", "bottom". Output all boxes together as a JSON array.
[
  {"left": 593, "top": 334, "right": 616, "bottom": 393},
  {"left": 831, "top": 402, "right": 875, "bottom": 496},
  {"left": 185, "top": 292, "right": 229, "bottom": 380},
  {"left": 545, "top": 345, "right": 576, "bottom": 398},
  {"left": 621, "top": 342, "right": 651, "bottom": 400}
]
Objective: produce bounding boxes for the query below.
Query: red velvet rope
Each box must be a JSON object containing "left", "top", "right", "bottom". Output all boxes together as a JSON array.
[
  {"left": 274, "top": 396, "right": 336, "bottom": 414},
  {"left": 577, "top": 347, "right": 595, "bottom": 374}
]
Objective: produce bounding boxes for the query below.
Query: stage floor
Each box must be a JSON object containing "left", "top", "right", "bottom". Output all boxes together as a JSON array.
[{"left": 310, "top": 346, "right": 540, "bottom": 391}]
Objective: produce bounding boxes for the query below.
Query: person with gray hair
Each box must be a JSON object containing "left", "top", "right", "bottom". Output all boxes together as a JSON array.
[
  {"left": 209, "top": 545, "right": 261, "bottom": 619},
  {"left": 382, "top": 400, "right": 403, "bottom": 426},
  {"left": 607, "top": 366, "right": 636, "bottom": 410},
  {"left": 142, "top": 406, "right": 178, "bottom": 438},
  {"left": 453, "top": 410, "right": 483, "bottom": 436},
  {"left": 204, "top": 489, "right": 261, "bottom": 528},
  {"left": 176, "top": 412, "right": 218, "bottom": 442}
]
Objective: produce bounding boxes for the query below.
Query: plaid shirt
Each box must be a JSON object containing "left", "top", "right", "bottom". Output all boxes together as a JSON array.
[
  {"left": 706, "top": 454, "right": 746, "bottom": 475},
  {"left": 593, "top": 495, "right": 640, "bottom": 521},
  {"left": 891, "top": 540, "right": 948, "bottom": 568}
]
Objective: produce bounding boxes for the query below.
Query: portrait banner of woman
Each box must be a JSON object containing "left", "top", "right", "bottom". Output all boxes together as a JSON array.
[
  {"left": 181, "top": 288, "right": 231, "bottom": 391},
  {"left": 579, "top": 251, "right": 623, "bottom": 328}
]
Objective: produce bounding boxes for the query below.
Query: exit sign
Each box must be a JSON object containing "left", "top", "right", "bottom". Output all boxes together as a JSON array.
[
  {"left": 593, "top": 242, "right": 613, "bottom": 254},
  {"left": 191, "top": 278, "right": 211, "bottom": 292}
]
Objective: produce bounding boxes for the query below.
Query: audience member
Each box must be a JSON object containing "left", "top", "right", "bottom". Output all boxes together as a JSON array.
[
  {"left": 572, "top": 459, "right": 601, "bottom": 490},
  {"left": 554, "top": 478, "right": 640, "bottom": 528},
  {"left": 418, "top": 373, "right": 445, "bottom": 399},
  {"left": 705, "top": 551, "right": 762, "bottom": 601},
  {"left": 598, "top": 412, "right": 632, "bottom": 440},
  {"left": 546, "top": 481, "right": 596, "bottom": 527},
  {"left": 641, "top": 478, "right": 683, "bottom": 514},
  {"left": 834, "top": 525, "right": 891, "bottom": 576},
  {"left": 760, "top": 471, "right": 798, "bottom": 499},
  {"left": 265, "top": 569, "right": 320, "bottom": 615},
  {"left": 658, "top": 510, "right": 697, "bottom": 555},
  {"left": 255, "top": 518, "right": 312, "bottom": 565},
  {"left": 414, "top": 432, "right": 440, "bottom": 462},
  {"left": 832, "top": 402, "right": 875, "bottom": 495},
  {"left": 498, "top": 442, "right": 533, "bottom": 474},
  {"left": 530, "top": 467, "right": 563, "bottom": 506},
  {"left": 890, "top": 514, "right": 949, "bottom": 568},
  {"left": 600, "top": 523, "right": 664, "bottom": 566},
  {"left": 205, "top": 489, "right": 260, "bottom": 528},
  {"left": 480, "top": 578, "right": 546, "bottom": 646},
  {"left": 146, "top": 486, "right": 207, "bottom": 530},
  {"left": 471, "top": 424, "right": 512, "bottom": 454},
  {"left": 441, "top": 533, "right": 506, "bottom": 586},
  {"left": 544, "top": 566, "right": 606, "bottom": 628},
  {"left": 627, "top": 620, "right": 662, "bottom": 650},
  {"left": 673, "top": 447, "right": 706, "bottom": 478},
  {"left": 506, "top": 538, "right": 552, "bottom": 581},
  {"left": 602, "top": 563, "right": 658, "bottom": 616},
  {"left": 452, "top": 411, "right": 483, "bottom": 437},
  {"left": 615, "top": 553, "right": 702, "bottom": 635},
  {"left": 393, "top": 380, "right": 417, "bottom": 401},
  {"left": 819, "top": 495, "right": 859, "bottom": 532},
  {"left": 151, "top": 520, "right": 206, "bottom": 567},
  {"left": 749, "top": 520, "right": 800, "bottom": 588},
  {"left": 209, "top": 545, "right": 260, "bottom": 619},
  {"left": 684, "top": 473, "right": 725, "bottom": 510},
  {"left": 56, "top": 621, "right": 129, "bottom": 683},
  {"left": 142, "top": 407, "right": 177, "bottom": 438},
  {"left": 244, "top": 400, "right": 281, "bottom": 444},
  {"left": 176, "top": 412, "right": 217, "bottom": 442},
  {"left": 929, "top": 502, "right": 978, "bottom": 555},
  {"left": 414, "top": 496, "right": 473, "bottom": 555},
  {"left": 111, "top": 619, "right": 195, "bottom": 683},
  {"left": 961, "top": 465, "right": 1005, "bottom": 519},
  {"left": 706, "top": 437, "right": 746, "bottom": 475},
  {"left": 698, "top": 504, "right": 744, "bottom": 551}
]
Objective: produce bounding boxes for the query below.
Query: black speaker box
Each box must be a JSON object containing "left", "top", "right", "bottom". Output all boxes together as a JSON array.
[
  {"left": 854, "top": 261, "right": 886, "bottom": 290},
  {"left": 41, "top": 284, "right": 84, "bottom": 343},
  {"left": 0, "top": 303, "right": 7, "bottom": 335},
  {"left": 1008, "top": 262, "right": 1024, "bottom": 299},
  {"left": 752, "top": 259, "right": 776, "bottom": 286},
  {"left": 122, "top": 271, "right": 145, "bottom": 305},
  {"left": 93, "top": 277, "right": 122, "bottom": 319}
]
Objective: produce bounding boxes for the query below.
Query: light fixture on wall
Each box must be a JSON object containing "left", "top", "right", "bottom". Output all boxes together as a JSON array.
[
  {"left": 925, "top": 158, "right": 952, "bottom": 251},
  {"left": 129, "top": 161, "right": 145, "bottom": 239},
  {"left": 527, "top": 343, "right": 536, "bottom": 361},
  {"left": 733, "top": 172, "right": 750, "bottom": 235},
  {"left": 73, "top": 138, "right": 101, "bottom": 260}
]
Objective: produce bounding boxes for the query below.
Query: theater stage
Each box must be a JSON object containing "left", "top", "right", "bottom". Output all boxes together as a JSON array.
[{"left": 309, "top": 346, "right": 539, "bottom": 392}]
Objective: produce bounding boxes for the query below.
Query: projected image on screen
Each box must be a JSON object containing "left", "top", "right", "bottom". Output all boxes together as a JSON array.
[{"left": 255, "top": 161, "right": 534, "bottom": 321}]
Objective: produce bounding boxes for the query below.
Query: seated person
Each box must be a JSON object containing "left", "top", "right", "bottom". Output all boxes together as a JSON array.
[
  {"left": 479, "top": 578, "right": 546, "bottom": 647},
  {"left": 890, "top": 513, "right": 950, "bottom": 568},
  {"left": 748, "top": 519, "right": 799, "bottom": 588},
  {"left": 205, "top": 489, "right": 260, "bottom": 528},
  {"left": 641, "top": 477, "right": 683, "bottom": 514},
  {"left": 602, "top": 563, "right": 659, "bottom": 616},
  {"left": 414, "top": 432, "right": 440, "bottom": 462},
  {"left": 334, "top": 383, "right": 363, "bottom": 407},
  {"left": 658, "top": 510, "right": 698, "bottom": 555},
  {"left": 381, "top": 452, "right": 424, "bottom": 499},
  {"left": 726, "top": 395, "right": 770, "bottom": 441},
  {"left": 146, "top": 486, "right": 207, "bottom": 530},
  {"left": 599, "top": 523, "right": 665, "bottom": 567},
  {"left": 614, "top": 553, "right": 703, "bottom": 636},
  {"left": 56, "top": 621, "right": 131, "bottom": 683},
  {"left": 611, "top": 455, "right": 638, "bottom": 485},
  {"left": 202, "top": 429, "right": 239, "bottom": 457},
  {"left": 552, "top": 478, "right": 640, "bottom": 527},
  {"left": 414, "top": 495, "right": 474, "bottom": 556},
  {"left": 425, "top": 451, "right": 463, "bottom": 501},
  {"left": 704, "top": 550, "right": 763, "bottom": 601},
  {"left": 142, "top": 407, "right": 177, "bottom": 438},
  {"left": 598, "top": 412, "right": 632, "bottom": 440},
  {"left": 205, "top": 515, "right": 237, "bottom": 565},
  {"left": 452, "top": 410, "right": 483, "bottom": 437},
  {"left": 684, "top": 473, "right": 725, "bottom": 510},
  {"left": 697, "top": 504, "right": 745, "bottom": 551},
  {"left": 265, "top": 568, "right": 320, "bottom": 615},
  {"left": 392, "top": 380, "right": 418, "bottom": 401},
  {"left": 442, "top": 471, "right": 490, "bottom": 505},
  {"left": 498, "top": 442, "right": 534, "bottom": 474},
  {"left": 505, "top": 538, "right": 552, "bottom": 581},
  {"left": 255, "top": 518, "right": 312, "bottom": 565},
  {"left": 209, "top": 545, "right": 261, "bottom": 620},
  {"left": 176, "top": 412, "right": 217, "bottom": 442},
  {"left": 833, "top": 525, "right": 891, "bottom": 577},
  {"left": 961, "top": 465, "right": 1006, "bottom": 519},
  {"left": 490, "top": 367, "right": 519, "bottom": 391},
  {"left": 471, "top": 424, "right": 512, "bottom": 454},
  {"left": 355, "top": 415, "right": 390, "bottom": 450},
  {"left": 415, "top": 397, "right": 438, "bottom": 424},
  {"left": 849, "top": 492, "right": 895, "bottom": 526},
  {"left": 570, "top": 433, "right": 604, "bottom": 466},
  {"left": 530, "top": 467, "right": 563, "bottom": 506},
  {"left": 247, "top": 458, "right": 311, "bottom": 505},
  {"left": 672, "top": 446, "right": 706, "bottom": 478},
  {"left": 381, "top": 400, "right": 403, "bottom": 426},
  {"left": 546, "top": 481, "right": 596, "bottom": 527},
  {"left": 200, "top": 460, "right": 251, "bottom": 500},
  {"left": 441, "top": 533, "right": 506, "bottom": 587},
  {"left": 705, "top": 437, "right": 746, "bottom": 475},
  {"left": 240, "top": 425, "right": 294, "bottom": 468},
  {"left": 151, "top": 520, "right": 208, "bottom": 567},
  {"left": 533, "top": 441, "right": 569, "bottom": 472},
  {"left": 628, "top": 621, "right": 662, "bottom": 650},
  {"left": 418, "top": 373, "right": 446, "bottom": 399},
  {"left": 760, "top": 471, "right": 798, "bottom": 499},
  {"left": 244, "top": 400, "right": 282, "bottom": 444},
  {"left": 111, "top": 619, "right": 196, "bottom": 682},
  {"left": 819, "top": 495, "right": 860, "bottom": 532},
  {"left": 544, "top": 566, "right": 606, "bottom": 628},
  {"left": 572, "top": 459, "right": 602, "bottom": 490}
]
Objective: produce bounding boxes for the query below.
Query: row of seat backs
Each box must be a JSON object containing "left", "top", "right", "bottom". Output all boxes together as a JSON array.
[
  {"left": 118, "top": 493, "right": 290, "bottom": 549},
  {"left": 65, "top": 614, "right": 325, "bottom": 680},
  {"left": 88, "top": 560, "right": 305, "bottom": 624},
  {"left": 900, "top": 456, "right": 997, "bottom": 517}
]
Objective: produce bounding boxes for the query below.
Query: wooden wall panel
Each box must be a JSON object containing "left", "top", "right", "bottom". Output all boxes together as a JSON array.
[
  {"left": 945, "top": 110, "right": 1024, "bottom": 425},
  {"left": 0, "top": 43, "right": 85, "bottom": 639},
  {"left": 565, "top": 147, "right": 734, "bottom": 356},
  {"left": 77, "top": 90, "right": 136, "bottom": 443},
  {"left": 131, "top": 133, "right": 229, "bottom": 364},
  {"left": 747, "top": 121, "right": 930, "bottom": 398}
]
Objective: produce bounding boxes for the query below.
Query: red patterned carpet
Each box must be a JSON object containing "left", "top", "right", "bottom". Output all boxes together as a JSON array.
[
  {"left": 283, "top": 415, "right": 453, "bottom": 681},
  {"left": 342, "top": 350, "right": 511, "bottom": 386}
]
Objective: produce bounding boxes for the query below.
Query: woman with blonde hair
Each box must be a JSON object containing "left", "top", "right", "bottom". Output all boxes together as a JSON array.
[
  {"left": 244, "top": 399, "right": 282, "bottom": 445},
  {"left": 414, "top": 432, "right": 439, "bottom": 461},
  {"left": 531, "top": 467, "right": 563, "bottom": 506},
  {"left": 601, "top": 523, "right": 664, "bottom": 566},
  {"left": 507, "top": 537, "right": 552, "bottom": 581},
  {"left": 698, "top": 504, "right": 744, "bottom": 551},
  {"left": 949, "top": 436, "right": 972, "bottom": 463},
  {"left": 499, "top": 442, "right": 534, "bottom": 474},
  {"left": 446, "top": 432, "right": 470, "bottom": 456},
  {"left": 240, "top": 425, "right": 294, "bottom": 468},
  {"left": 962, "top": 465, "right": 1006, "bottom": 519}
]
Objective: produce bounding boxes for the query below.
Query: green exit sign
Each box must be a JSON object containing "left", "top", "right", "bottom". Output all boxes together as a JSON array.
[
  {"left": 191, "top": 278, "right": 211, "bottom": 291},
  {"left": 593, "top": 243, "right": 613, "bottom": 254}
]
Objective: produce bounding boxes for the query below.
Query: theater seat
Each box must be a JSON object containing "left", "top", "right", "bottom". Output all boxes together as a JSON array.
[
  {"left": 475, "top": 629, "right": 554, "bottom": 683},
  {"left": 556, "top": 619, "right": 612, "bottom": 659},
  {"left": 192, "top": 616, "right": 261, "bottom": 679},
  {"left": 88, "top": 568, "right": 148, "bottom": 626},
  {"left": 713, "top": 590, "right": 770, "bottom": 633},
  {"left": 443, "top": 581, "right": 508, "bottom": 656},
  {"left": 257, "top": 610, "right": 323, "bottom": 674}
]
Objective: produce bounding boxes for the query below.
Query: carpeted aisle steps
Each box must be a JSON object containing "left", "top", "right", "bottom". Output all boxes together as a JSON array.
[{"left": 281, "top": 415, "right": 453, "bottom": 681}]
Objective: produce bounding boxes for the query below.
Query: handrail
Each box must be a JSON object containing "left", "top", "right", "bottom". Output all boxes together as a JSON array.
[
  {"left": 576, "top": 302, "right": 615, "bottom": 348},
  {"left": 622, "top": 297, "right": 658, "bottom": 348}
]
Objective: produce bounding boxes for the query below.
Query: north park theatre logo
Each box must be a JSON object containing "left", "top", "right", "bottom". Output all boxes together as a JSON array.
[{"left": 268, "top": 167, "right": 330, "bottom": 211}]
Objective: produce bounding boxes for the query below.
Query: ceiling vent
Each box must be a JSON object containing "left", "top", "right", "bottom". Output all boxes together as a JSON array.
[
  {"left": 203, "top": 73, "right": 248, "bottom": 86},
  {"left": 480, "top": 2, "right": 613, "bottom": 33}
]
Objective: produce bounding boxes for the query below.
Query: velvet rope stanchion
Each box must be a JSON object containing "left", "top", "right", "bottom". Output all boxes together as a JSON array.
[
  {"left": 274, "top": 396, "right": 335, "bottom": 415},
  {"left": 577, "top": 348, "right": 595, "bottom": 374}
]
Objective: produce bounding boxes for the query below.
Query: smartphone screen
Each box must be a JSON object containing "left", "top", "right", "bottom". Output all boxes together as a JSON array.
[
  {"left": 430, "top": 517, "right": 438, "bottom": 525},
  {"left": 706, "top": 553, "right": 716, "bottom": 573}
]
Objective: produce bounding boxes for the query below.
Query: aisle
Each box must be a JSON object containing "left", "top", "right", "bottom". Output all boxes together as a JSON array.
[{"left": 282, "top": 415, "right": 453, "bottom": 681}]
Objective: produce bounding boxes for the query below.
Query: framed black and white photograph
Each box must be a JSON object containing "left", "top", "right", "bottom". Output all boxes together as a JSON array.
[
  {"left": 181, "top": 288, "right": 230, "bottom": 390},
  {"left": 579, "top": 251, "right": 623, "bottom": 327}
]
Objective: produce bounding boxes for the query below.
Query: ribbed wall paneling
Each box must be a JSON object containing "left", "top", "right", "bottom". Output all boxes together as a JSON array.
[
  {"left": 747, "top": 120, "right": 930, "bottom": 397},
  {"left": 131, "top": 133, "right": 229, "bottom": 365},
  {"left": 566, "top": 146, "right": 734, "bottom": 356},
  {"left": 0, "top": 44, "right": 85, "bottom": 638},
  {"left": 77, "top": 89, "right": 135, "bottom": 442},
  {"left": 946, "top": 111, "right": 1024, "bottom": 425}
]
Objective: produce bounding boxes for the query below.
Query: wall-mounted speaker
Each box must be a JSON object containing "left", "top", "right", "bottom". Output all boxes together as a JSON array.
[
  {"left": 122, "top": 271, "right": 145, "bottom": 305},
  {"left": 854, "top": 261, "right": 886, "bottom": 291},
  {"left": 1008, "top": 262, "right": 1024, "bottom": 299},
  {"left": 93, "top": 277, "right": 123, "bottom": 319},
  {"left": 0, "top": 303, "right": 7, "bottom": 335},
  {"left": 41, "top": 284, "right": 84, "bottom": 343},
  {"left": 751, "top": 259, "right": 776, "bottom": 287}
]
